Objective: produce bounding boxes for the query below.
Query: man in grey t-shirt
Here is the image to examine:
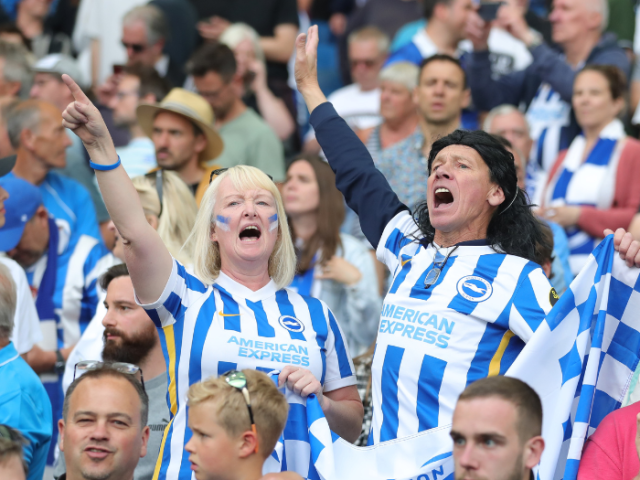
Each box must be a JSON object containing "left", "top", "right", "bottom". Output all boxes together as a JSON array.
[{"left": 54, "top": 263, "right": 169, "bottom": 480}]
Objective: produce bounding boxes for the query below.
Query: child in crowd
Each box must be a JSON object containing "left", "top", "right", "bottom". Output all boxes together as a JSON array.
[{"left": 185, "top": 369, "right": 290, "bottom": 480}]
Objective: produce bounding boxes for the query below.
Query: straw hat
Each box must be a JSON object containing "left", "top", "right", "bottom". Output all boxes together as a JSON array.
[{"left": 137, "top": 88, "right": 224, "bottom": 163}]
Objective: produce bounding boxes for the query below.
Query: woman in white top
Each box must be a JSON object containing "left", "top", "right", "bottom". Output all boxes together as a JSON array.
[
  {"left": 283, "top": 155, "right": 381, "bottom": 355},
  {"left": 60, "top": 76, "right": 362, "bottom": 480}
]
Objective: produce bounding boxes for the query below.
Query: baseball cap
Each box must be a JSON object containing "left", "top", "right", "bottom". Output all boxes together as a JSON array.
[
  {"left": 34, "top": 54, "right": 86, "bottom": 88},
  {"left": 0, "top": 155, "right": 15, "bottom": 177},
  {"left": 0, "top": 176, "right": 43, "bottom": 252}
]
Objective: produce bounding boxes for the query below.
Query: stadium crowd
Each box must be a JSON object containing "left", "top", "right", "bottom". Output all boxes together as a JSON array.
[{"left": 2, "top": 0, "right": 640, "bottom": 479}]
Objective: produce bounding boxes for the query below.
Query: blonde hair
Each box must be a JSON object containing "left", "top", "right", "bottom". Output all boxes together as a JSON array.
[
  {"left": 187, "top": 369, "right": 289, "bottom": 458},
  {"left": 131, "top": 171, "right": 197, "bottom": 265},
  {"left": 190, "top": 166, "right": 296, "bottom": 288},
  {"left": 219, "top": 23, "right": 265, "bottom": 64}
]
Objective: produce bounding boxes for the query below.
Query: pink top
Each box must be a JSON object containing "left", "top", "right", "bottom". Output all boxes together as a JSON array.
[
  {"left": 544, "top": 137, "right": 640, "bottom": 238},
  {"left": 577, "top": 401, "right": 640, "bottom": 480}
]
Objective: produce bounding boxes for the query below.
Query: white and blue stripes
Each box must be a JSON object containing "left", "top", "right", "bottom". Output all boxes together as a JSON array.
[
  {"left": 142, "top": 260, "right": 356, "bottom": 480},
  {"left": 370, "top": 211, "right": 555, "bottom": 444},
  {"left": 544, "top": 119, "right": 625, "bottom": 275},
  {"left": 264, "top": 236, "right": 640, "bottom": 480}
]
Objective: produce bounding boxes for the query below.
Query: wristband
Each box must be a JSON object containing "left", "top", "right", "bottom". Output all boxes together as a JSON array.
[{"left": 90, "top": 156, "right": 121, "bottom": 171}]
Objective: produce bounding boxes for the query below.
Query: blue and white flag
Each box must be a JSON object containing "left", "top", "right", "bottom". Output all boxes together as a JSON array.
[{"left": 265, "top": 236, "right": 640, "bottom": 480}]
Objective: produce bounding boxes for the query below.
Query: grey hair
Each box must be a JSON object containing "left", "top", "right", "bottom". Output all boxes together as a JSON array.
[
  {"left": 123, "top": 5, "right": 169, "bottom": 46},
  {"left": 0, "top": 263, "right": 17, "bottom": 339},
  {"left": 0, "top": 40, "right": 33, "bottom": 99},
  {"left": 6, "top": 100, "right": 41, "bottom": 149},
  {"left": 483, "top": 104, "right": 530, "bottom": 133},
  {"left": 585, "top": 0, "right": 609, "bottom": 32},
  {"left": 348, "top": 26, "right": 390, "bottom": 55},
  {"left": 219, "top": 23, "right": 266, "bottom": 64},
  {"left": 379, "top": 61, "right": 419, "bottom": 92}
]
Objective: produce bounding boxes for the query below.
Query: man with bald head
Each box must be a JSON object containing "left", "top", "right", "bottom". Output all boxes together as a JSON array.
[
  {"left": 5, "top": 99, "right": 102, "bottom": 244},
  {"left": 467, "top": 0, "right": 630, "bottom": 194}
]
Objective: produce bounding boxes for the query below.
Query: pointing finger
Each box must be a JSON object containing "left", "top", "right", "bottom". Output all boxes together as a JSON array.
[
  {"left": 306, "top": 25, "right": 319, "bottom": 55},
  {"left": 62, "top": 74, "right": 90, "bottom": 104},
  {"left": 296, "top": 33, "right": 307, "bottom": 61}
]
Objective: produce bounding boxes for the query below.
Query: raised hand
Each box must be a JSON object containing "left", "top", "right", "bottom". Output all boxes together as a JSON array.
[
  {"left": 294, "top": 25, "right": 326, "bottom": 113},
  {"left": 604, "top": 227, "right": 640, "bottom": 267},
  {"left": 61, "top": 74, "right": 113, "bottom": 153}
]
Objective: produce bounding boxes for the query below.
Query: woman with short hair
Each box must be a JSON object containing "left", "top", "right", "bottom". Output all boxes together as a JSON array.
[
  {"left": 540, "top": 65, "right": 640, "bottom": 275},
  {"left": 283, "top": 155, "right": 381, "bottom": 356},
  {"left": 60, "top": 75, "right": 362, "bottom": 480}
]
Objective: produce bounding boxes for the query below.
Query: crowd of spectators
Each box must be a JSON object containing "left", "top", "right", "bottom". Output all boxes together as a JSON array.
[{"left": 1, "top": 0, "right": 640, "bottom": 479}]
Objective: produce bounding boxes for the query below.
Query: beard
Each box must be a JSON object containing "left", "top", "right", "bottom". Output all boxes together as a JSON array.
[{"left": 102, "top": 324, "right": 157, "bottom": 365}]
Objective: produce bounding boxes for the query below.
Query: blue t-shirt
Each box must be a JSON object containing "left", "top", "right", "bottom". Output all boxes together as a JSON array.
[{"left": 0, "top": 342, "right": 52, "bottom": 480}]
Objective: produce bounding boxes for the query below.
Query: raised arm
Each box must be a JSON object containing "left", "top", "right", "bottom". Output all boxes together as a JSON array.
[
  {"left": 61, "top": 75, "right": 172, "bottom": 304},
  {"left": 295, "top": 27, "right": 408, "bottom": 249}
]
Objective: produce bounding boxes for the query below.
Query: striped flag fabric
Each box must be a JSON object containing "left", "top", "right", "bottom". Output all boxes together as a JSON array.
[{"left": 264, "top": 236, "right": 640, "bottom": 480}]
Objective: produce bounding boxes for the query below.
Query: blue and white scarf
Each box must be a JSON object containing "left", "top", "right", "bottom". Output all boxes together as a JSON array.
[{"left": 544, "top": 119, "right": 624, "bottom": 275}]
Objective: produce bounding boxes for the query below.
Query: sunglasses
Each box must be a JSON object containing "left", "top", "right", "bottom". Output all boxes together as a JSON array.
[
  {"left": 223, "top": 370, "right": 259, "bottom": 453},
  {"left": 209, "top": 168, "right": 273, "bottom": 184},
  {"left": 122, "top": 41, "right": 146, "bottom": 53},
  {"left": 145, "top": 170, "right": 164, "bottom": 218},
  {"left": 73, "top": 360, "right": 146, "bottom": 393}
]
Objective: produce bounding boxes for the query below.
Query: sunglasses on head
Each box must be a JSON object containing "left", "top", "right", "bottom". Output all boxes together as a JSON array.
[
  {"left": 209, "top": 168, "right": 273, "bottom": 184},
  {"left": 122, "top": 41, "right": 146, "bottom": 53},
  {"left": 223, "top": 370, "right": 259, "bottom": 453},
  {"left": 73, "top": 360, "right": 146, "bottom": 393}
]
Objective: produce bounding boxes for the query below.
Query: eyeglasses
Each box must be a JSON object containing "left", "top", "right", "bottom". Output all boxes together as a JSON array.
[
  {"left": 114, "top": 90, "right": 140, "bottom": 101},
  {"left": 350, "top": 58, "right": 379, "bottom": 68},
  {"left": 223, "top": 370, "right": 259, "bottom": 453},
  {"left": 424, "top": 245, "right": 459, "bottom": 288},
  {"left": 73, "top": 360, "right": 146, "bottom": 393},
  {"left": 209, "top": 168, "right": 273, "bottom": 184},
  {"left": 122, "top": 41, "right": 146, "bottom": 53},
  {"left": 145, "top": 170, "right": 164, "bottom": 218}
]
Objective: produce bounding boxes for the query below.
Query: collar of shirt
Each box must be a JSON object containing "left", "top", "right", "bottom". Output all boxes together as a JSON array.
[
  {"left": 214, "top": 270, "right": 278, "bottom": 302},
  {"left": 0, "top": 342, "right": 19, "bottom": 368},
  {"left": 155, "top": 55, "right": 169, "bottom": 77}
]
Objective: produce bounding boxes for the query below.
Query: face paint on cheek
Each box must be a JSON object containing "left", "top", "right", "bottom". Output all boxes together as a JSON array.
[
  {"left": 269, "top": 213, "right": 278, "bottom": 232},
  {"left": 216, "top": 215, "right": 231, "bottom": 232}
]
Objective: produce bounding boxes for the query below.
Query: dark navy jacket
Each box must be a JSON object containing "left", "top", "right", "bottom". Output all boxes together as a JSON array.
[{"left": 467, "top": 32, "right": 631, "bottom": 113}]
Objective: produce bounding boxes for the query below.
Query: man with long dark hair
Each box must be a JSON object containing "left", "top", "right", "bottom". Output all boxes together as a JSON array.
[{"left": 293, "top": 25, "right": 640, "bottom": 446}]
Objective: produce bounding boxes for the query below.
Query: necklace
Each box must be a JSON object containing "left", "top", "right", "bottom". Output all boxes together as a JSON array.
[{"left": 424, "top": 244, "right": 459, "bottom": 288}]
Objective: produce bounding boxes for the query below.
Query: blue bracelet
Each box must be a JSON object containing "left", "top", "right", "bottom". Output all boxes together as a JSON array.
[{"left": 90, "top": 156, "right": 121, "bottom": 171}]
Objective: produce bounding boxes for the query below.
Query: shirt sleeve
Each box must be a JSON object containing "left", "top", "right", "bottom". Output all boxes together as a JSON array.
[
  {"left": 7, "top": 261, "right": 42, "bottom": 354},
  {"left": 136, "top": 259, "right": 208, "bottom": 328},
  {"left": 70, "top": 180, "right": 102, "bottom": 242},
  {"left": 320, "top": 300, "right": 357, "bottom": 392},
  {"left": 375, "top": 210, "right": 422, "bottom": 273},
  {"left": 274, "top": 0, "right": 299, "bottom": 28},
  {"left": 508, "top": 262, "right": 555, "bottom": 343},
  {"left": 310, "top": 102, "right": 409, "bottom": 249},
  {"left": 340, "top": 235, "right": 382, "bottom": 350},
  {"left": 249, "top": 127, "right": 286, "bottom": 182},
  {"left": 578, "top": 415, "right": 624, "bottom": 480}
]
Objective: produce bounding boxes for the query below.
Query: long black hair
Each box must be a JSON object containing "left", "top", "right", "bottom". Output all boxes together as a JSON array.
[{"left": 412, "top": 130, "right": 543, "bottom": 263}]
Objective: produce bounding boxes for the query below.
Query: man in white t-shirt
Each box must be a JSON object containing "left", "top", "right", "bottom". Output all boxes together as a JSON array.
[
  {"left": 0, "top": 155, "right": 41, "bottom": 356},
  {"left": 303, "top": 26, "right": 388, "bottom": 153}
]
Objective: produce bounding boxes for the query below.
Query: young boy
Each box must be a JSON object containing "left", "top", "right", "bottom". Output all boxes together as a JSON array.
[{"left": 185, "top": 369, "right": 293, "bottom": 480}]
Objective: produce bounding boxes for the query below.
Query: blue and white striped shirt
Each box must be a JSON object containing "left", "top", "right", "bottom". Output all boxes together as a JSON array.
[
  {"left": 142, "top": 260, "right": 356, "bottom": 480},
  {"left": 368, "top": 211, "right": 555, "bottom": 444}
]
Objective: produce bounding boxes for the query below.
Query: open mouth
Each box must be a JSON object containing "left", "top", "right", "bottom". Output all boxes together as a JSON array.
[
  {"left": 239, "top": 225, "right": 261, "bottom": 241},
  {"left": 434, "top": 187, "right": 454, "bottom": 208}
]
